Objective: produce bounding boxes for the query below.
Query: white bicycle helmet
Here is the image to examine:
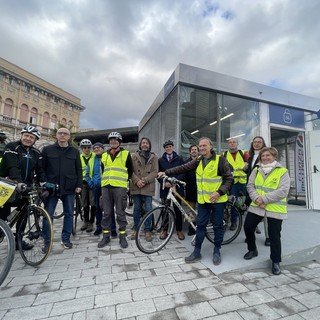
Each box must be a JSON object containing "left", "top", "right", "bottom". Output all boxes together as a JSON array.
[
  {"left": 80, "top": 139, "right": 92, "bottom": 147},
  {"left": 21, "top": 125, "right": 41, "bottom": 140},
  {"left": 108, "top": 132, "right": 122, "bottom": 142}
]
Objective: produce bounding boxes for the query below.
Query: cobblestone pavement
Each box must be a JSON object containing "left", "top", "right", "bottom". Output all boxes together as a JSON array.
[{"left": 1, "top": 208, "right": 320, "bottom": 320}]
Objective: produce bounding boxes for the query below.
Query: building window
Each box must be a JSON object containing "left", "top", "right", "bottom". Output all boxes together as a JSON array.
[
  {"left": 43, "top": 112, "right": 50, "bottom": 128},
  {"left": 50, "top": 114, "right": 57, "bottom": 129},
  {"left": 4, "top": 98, "right": 13, "bottom": 117},
  {"left": 20, "top": 104, "right": 29, "bottom": 122},
  {"left": 30, "top": 107, "right": 38, "bottom": 125}
]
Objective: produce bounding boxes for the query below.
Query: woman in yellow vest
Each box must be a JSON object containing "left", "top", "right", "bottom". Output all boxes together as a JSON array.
[{"left": 244, "top": 147, "right": 290, "bottom": 275}]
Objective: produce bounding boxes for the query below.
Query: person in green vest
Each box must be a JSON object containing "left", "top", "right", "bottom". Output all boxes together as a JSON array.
[
  {"left": 244, "top": 147, "right": 290, "bottom": 275},
  {"left": 98, "top": 132, "right": 133, "bottom": 249},
  {"left": 79, "top": 139, "right": 96, "bottom": 233},
  {"left": 158, "top": 137, "right": 233, "bottom": 266},
  {"left": 223, "top": 138, "right": 249, "bottom": 231}
]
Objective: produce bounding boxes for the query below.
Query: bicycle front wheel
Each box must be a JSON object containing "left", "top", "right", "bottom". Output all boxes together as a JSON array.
[
  {"left": 135, "top": 206, "right": 175, "bottom": 254},
  {"left": 205, "top": 203, "right": 242, "bottom": 245},
  {"left": 0, "top": 219, "right": 15, "bottom": 286},
  {"left": 17, "top": 206, "right": 53, "bottom": 266},
  {"left": 72, "top": 194, "right": 82, "bottom": 235}
]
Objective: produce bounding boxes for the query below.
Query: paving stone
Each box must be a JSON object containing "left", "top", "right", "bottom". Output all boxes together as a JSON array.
[
  {"left": 2, "top": 303, "right": 52, "bottom": 320},
  {"left": 60, "top": 276, "right": 95, "bottom": 289},
  {"left": 81, "top": 266, "right": 112, "bottom": 277},
  {"left": 172, "top": 270, "right": 199, "bottom": 281},
  {"left": 8, "top": 274, "right": 48, "bottom": 286},
  {"left": 49, "top": 296, "right": 94, "bottom": 316},
  {"left": 111, "top": 263, "right": 140, "bottom": 273},
  {"left": 185, "top": 286, "right": 222, "bottom": 303},
  {"left": 293, "top": 291, "right": 320, "bottom": 308},
  {"left": 239, "top": 289, "right": 275, "bottom": 306},
  {"left": 76, "top": 283, "right": 112, "bottom": 298},
  {"left": 179, "top": 262, "right": 207, "bottom": 272},
  {"left": 164, "top": 280, "right": 197, "bottom": 294},
  {"left": 209, "top": 295, "right": 248, "bottom": 314},
  {"left": 242, "top": 278, "right": 274, "bottom": 291},
  {"left": 265, "top": 284, "right": 300, "bottom": 299},
  {"left": 0, "top": 294, "right": 36, "bottom": 311},
  {"left": 267, "top": 297, "right": 307, "bottom": 317},
  {"left": 132, "top": 285, "right": 167, "bottom": 301},
  {"left": 202, "top": 311, "right": 244, "bottom": 320},
  {"left": 154, "top": 265, "right": 182, "bottom": 275},
  {"left": 144, "top": 274, "right": 175, "bottom": 286},
  {"left": 299, "top": 306, "right": 320, "bottom": 320},
  {"left": 95, "top": 290, "right": 132, "bottom": 307},
  {"left": 289, "top": 279, "right": 320, "bottom": 293},
  {"left": 125, "top": 256, "right": 151, "bottom": 264},
  {"left": 137, "top": 309, "right": 179, "bottom": 320},
  {"left": 238, "top": 303, "right": 282, "bottom": 320},
  {"left": 153, "top": 292, "right": 191, "bottom": 311},
  {"left": 242, "top": 271, "right": 269, "bottom": 280},
  {"left": 281, "top": 315, "right": 304, "bottom": 320},
  {"left": 213, "top": 282, "right": 249, "bottom": 296},
  {"left": 48, "top": 270, "right": 82, "bottom": 281},
  {"left": 84, "top": 306, "right": 116, "bottom": 320},
  {"left": 176, "top": 301, "right": 217, "bottom": 319},
  {"left": 191, "top": 276, "right": 225, "bottom": 290},
  {"left": 149, "top": 254, "right": 173, "bottom": 262},
  {"left": 139, "top": 261, "right": 166, "bottom": 270},
  {"left": 113, "top": 277, "right": 146, "bottom": 292},
  {"left": 34, "top": 288, "right": 76, "bottom": 305},
  {"left": 0, "top": 285, "right": 23, "bottom": 299},
  {"left": 116, "top": 299, "right": 156, "bottom": 319},
  {"left": 265, "top": 274, "right": 295, "bottom": 286},
  {"left": 96, "top": 271, "right": 127, "bottom": 284},
  {"left": 127, "top": 269, "right": 154, "bottom": 280}
]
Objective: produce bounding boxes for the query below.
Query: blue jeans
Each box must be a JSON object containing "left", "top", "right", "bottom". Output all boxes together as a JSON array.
[
  {"left": 230, "top": 183, "right": 246, "bottom": 223},
  {"left": 195, "top": 202, "right": 225, "bottom": 250},
  {"left": 43, "top": 193, "right": 74, "bottom": 243},
  {"left": 133, "top": 195, "right": 152, "bottom": 231}
]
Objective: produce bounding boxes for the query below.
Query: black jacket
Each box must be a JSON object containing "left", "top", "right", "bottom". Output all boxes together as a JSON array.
[
  {"left": 0, "top": 140, "right": 45, "bottom": 185},
  {"left": 41, "top": 142, "right": 82, "bottom": 195}
]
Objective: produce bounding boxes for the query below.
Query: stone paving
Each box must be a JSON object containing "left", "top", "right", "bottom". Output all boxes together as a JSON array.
[{"left": 1, "top": 210, "right": 320, "bottom": 320}]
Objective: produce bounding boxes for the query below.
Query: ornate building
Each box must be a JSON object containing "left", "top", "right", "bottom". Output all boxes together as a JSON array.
[{"left": 0, "top": 57, "right": 85, "bottom": 147}]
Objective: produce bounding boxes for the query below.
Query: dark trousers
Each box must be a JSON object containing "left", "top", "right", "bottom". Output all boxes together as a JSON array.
[{"left": 244, "top": 211, "right": 282, "bottom": 263}]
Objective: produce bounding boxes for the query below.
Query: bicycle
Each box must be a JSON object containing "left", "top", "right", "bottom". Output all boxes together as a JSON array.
[
  {"left": 135, "top": 176, "right": 209, "bottom": 254},
  {"left": 0, "top": 218, "right": 15, "bottom": 286},
  {"left": 125, "top": 181, "right": 134, "bottom": 217}
]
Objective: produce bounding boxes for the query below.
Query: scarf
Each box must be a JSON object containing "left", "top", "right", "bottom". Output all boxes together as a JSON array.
[{"left": 260, "top": 160, "right": 277, "bottom": 175}]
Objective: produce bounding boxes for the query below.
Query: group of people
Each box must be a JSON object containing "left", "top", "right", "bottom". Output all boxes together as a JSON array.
[
  {"left": 0, "top": 126, "right": 290, "bottom": 275},
  {"left": 158, "top": 135, "right": 290, "bottom": 275}
]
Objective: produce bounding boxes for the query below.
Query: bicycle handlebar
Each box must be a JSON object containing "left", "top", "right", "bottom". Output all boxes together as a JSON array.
[{"left": 161, "top": 175, "right": 186, "bottom": 187}]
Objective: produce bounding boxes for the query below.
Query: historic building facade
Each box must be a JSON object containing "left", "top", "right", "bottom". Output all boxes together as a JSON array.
[{"left": 0, "top": 57, "right": 85, "bottom": 147}]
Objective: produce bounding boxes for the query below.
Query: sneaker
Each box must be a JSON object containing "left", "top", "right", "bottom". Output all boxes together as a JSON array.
[
  {"left": 42, "top": 242, "right": 50, "bottom": 254},
  {"left": 61, "top": 240, "right": 73, "bottom": 249},
  {"left": 177, "top": 231, "right": 185, "bottom": 240},
  {"left": 98, "top": 234, "right": 110, "bottom": 248},
  {"left": 145, "top": 231, "right": 152, "bottom": 242},
  {"left": 160, "top": 231, "right": 168, "bottom": 240},
  {"left": 111, "top": 231, "right": 118, "bottom": 238},
  {"left": 119, "top": 237, "right": 128, "bottom": 248},
  {"left": 80, "top": 222, "right": 88, "bottom": 231},
  {"left": 86, "top": 223, "right": 94, "bottom": 233},
  {"left": 16, "top": 240, "right": 34, "bottom": 251},
  {"left": 93, "top": 228, "right": 102, "bottom": 236},
  {"left": 213, "top": 248, "right": 221, "bottom": 265}
]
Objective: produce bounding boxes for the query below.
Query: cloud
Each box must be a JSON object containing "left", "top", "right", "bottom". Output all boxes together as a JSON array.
[{"left": 0, "top": 0, "right": 319, "bottom": 129}]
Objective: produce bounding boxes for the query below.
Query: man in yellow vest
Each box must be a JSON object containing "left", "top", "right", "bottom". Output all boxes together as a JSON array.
[
  {"left": 224, "top": 138, "right": 249, "bottom": 231},
  {"left": 79, "top": 139, "right": 96, "bottom": 233},
  {"left": 98, "top": 132, "right": 133, "bottom": 249},
  {"left": 158, "top": 137, "right": 233, "bottom": 265}
]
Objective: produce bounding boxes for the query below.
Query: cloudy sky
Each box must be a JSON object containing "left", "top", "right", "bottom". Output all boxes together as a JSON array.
[{"left": 0, "top": 0, "right": 319, "bottom": 130}]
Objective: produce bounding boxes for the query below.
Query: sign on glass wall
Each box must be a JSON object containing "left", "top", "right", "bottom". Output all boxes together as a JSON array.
[{"left": 269, "top": 104, "right": 304, "bottom": 128}]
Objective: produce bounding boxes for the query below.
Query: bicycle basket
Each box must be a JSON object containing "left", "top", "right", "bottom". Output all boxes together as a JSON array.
[{"left": 0, "top": 177, "right": 17, "bottom": 206}]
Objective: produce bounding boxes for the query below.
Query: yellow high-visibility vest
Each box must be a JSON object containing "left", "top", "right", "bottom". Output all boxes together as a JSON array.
[
  {"left": 80, "top": 153, "right": 95, "bottom": 180},
  {"left": 101, "top": 150, "right": 129, "bottom": 188},
  {"left": 196, "top": 155, "right": 228, "bottom": 204},
  {"left": 251, "top": 167, "right": 288, "bottom": 214},
  {"left": 225, "top": 150, "right": 247, "bottom": 184}
]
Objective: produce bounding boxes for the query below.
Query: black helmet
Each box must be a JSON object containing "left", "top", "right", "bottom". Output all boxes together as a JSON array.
[
  {"left": 108, "top": 132, "right": 122, "bottom": 142},
  {"left": 163, "top": 140, "right": 174, "bottom": 148},
  {"left": 0, "top": 131, "right": 6, "bottom": 140},
  {"left": 21, "top": 125, "right": 41, "bottom": 140}
]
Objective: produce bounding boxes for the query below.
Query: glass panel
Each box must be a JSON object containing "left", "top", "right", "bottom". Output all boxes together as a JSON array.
[{"left": 179, "top": 85, "right": 260, "bottom": 157}]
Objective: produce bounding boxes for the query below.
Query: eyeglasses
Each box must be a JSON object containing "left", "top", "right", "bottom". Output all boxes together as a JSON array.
[
  {"left": 82, "top": 146, "right": 91, "bottom": 149},
  {"left": 57, "top": 132, "right": 69, "bottom": 136}
]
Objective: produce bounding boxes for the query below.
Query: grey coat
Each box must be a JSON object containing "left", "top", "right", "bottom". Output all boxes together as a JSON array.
[
  {"left": 247, "top": 162, "right": 291, "bottom": 220},
  {"left": 130, "top": 150, "right": 159, "bottom": 196}
]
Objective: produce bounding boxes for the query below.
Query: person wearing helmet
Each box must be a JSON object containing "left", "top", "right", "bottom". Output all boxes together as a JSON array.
[
  {"left": 0, "top": 125, "right": 45, "bottom": 250},
  {"left": 41, "top": 127, "right": 82, "bottom": 250},
  {"left": 79, "top": 139, "right": 96, "bottom": 233},
  {"left": 98, "top": 132, "right": 133, "bottom": 249},
  {"left": 0, "top": 130, "right": 7, "bottom": 163}
]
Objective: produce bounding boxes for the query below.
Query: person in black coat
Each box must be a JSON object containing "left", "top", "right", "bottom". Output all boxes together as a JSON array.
[
  {"left": 158, "top": 140, "right": 185, "bottom": 240},
  {"left": 0, "top": 125, "right": 45, "bottom": 250},
  {"left": 184, "top": 145, "right": 199, "bottom": 236},
  {"left": 41, "top": 128, "right": 82, "bottom": 249}
]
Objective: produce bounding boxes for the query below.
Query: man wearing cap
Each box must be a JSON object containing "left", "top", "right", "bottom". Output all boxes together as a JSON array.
[
  {"left": 85, "top": 142, "right": 117, "bottom": 236},
  {"left": 158, "top": 139, "right": 185, "bottom": 240},
  {"left": 98, "top": 132, "right": 133, "bottom": 249},
  {"left": 79, "top": 139, "right": 96, "bottom": 233}
]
